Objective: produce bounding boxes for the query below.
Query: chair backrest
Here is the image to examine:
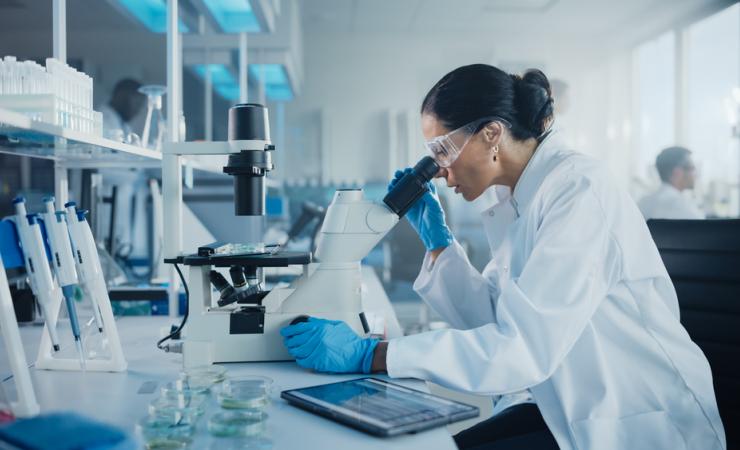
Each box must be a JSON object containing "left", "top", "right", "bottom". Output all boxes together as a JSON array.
[{"left": 647, "top": 219, "right": 740, "bottom": 448}]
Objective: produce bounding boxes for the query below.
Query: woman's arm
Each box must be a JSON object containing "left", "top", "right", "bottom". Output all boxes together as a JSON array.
[
  {"left": 387, "top": 176, "right": 619, "bottom": 394},
  {"left": 413, "top": 241, "right": 501, "bottom": 330},
  {"left": 429, "top": 247, "right": 446, "bottom": 264},
  {"left": 371, "top": 341, "right": 388, "bottom": 373}
]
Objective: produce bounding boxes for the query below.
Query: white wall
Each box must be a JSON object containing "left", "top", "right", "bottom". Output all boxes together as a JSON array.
[{"left": 282, "top": 29, "right": 631, "bottom": 187}]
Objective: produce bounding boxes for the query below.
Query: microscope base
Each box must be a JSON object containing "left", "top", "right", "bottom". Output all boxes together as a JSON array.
[{"left": 182, "top": 310, "right": 365, "bottom": 367}]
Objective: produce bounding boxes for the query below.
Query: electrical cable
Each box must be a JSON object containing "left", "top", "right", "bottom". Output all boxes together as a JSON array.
[{"left": 156, "top": 263, "right": 189, "bottom": 351}]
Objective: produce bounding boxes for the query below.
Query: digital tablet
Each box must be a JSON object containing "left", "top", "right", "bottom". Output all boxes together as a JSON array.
[{"left": 281, "top": 377, "right": 479, "bottom": 437}]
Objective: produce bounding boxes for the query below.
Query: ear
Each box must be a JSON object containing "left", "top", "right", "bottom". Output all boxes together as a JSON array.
[
  {"left": 482, "top": 122, "right": 504, "bottom": 146},
  {"left": 671, "top": 166, "right": 683, "bottom": 182}
]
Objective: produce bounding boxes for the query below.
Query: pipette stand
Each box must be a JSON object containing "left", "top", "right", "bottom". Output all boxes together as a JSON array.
[
  {"left": 35, "top": 284, "right": 127, "bottom": 372},
  {"left": 0, "top": 254, "right": 40, "bottom": 417}
]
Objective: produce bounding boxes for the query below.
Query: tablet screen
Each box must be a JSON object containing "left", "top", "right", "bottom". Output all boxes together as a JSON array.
[{"left": 285, "top": 378, "right": 477, "bottom": 429}]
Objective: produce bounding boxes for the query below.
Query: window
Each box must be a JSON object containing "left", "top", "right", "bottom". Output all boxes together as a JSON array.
[
  {"left": 633, "top": 31, "right": 676, "bottom": 183},
  {"left": 685, "top": 3, "right": 740, "bottom": 216}
]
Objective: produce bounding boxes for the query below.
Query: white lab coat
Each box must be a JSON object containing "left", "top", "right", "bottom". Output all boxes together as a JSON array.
[
  {"left": 100, "top": 103, "right": 131, "bottom": 140},
  {"left": 638, "top": 183, "right": 705, "bottom": 220},
  {"left": 386, "top": 133, "right": 725, "bottom": 450}
]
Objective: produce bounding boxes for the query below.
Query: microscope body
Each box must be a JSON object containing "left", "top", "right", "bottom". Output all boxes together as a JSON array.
[
  {"left": 171, "top": 103, "right": 436, "bottom": 367},
  {"left": 181, "top": 189, "right": 398, "bottom": 367}
]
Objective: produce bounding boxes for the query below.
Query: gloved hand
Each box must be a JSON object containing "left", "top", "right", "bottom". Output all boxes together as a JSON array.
[
  {"left": 280, "top": 317, "right": 379, "bottom": 374},
  {"left": 388, "top": 168, "right": 453, "bottom": 251}
]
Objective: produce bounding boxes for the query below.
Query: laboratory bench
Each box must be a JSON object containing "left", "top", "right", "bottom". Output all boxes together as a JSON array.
[{"left": 0, "top": 267, "right": 460, "bottom": 449}]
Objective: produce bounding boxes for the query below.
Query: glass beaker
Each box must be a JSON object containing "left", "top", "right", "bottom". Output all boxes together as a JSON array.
[{"left": 138, "top": 85, "right": 167, "bottom": 151}]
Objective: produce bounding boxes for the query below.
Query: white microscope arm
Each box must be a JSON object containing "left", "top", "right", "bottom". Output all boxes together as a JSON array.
[
  {"left": 277, "top": 189, "right": 398, "bottom": 316},
  {"left": 314, "top": 190, "right": 399, "bottom": 264}
]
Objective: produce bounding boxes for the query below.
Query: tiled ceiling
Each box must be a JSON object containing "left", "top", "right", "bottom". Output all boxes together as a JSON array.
[
  {"left": 0, "top": 0, "right": 135, "bottom": 31},
  {"left": 300, "top": 0, "right": 731, "bottom": 40},
  {"left": 0, "top": 0, "right": 731, "bottom": 43}
]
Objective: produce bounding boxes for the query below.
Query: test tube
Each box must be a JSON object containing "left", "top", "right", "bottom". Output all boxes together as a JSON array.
[
  {"left": 5, "top": 56, "right": 17, "bottom": 94},
  {"left": 0, "top": 59, "right": 5, "bottom": 95},
  {"left": 23, "top": 61, "right": 33, "bottom": 94}
]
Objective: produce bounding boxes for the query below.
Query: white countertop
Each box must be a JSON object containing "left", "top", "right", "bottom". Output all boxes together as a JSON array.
[{"left": 0, "top": 269, "right": 458, "bottom": 449}]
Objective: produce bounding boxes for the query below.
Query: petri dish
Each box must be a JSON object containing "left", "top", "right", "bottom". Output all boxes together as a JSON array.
[
  {"left": 217, "top": 376, "right": 273, "bottom": 410},
  {"left": 205, "top": 436, "right": 273, "bottom": 450},
  {"left": 180, "top": 365, "right": 227, "bottom": 390},
  {"left": 208, "top": 410, "right": 267, "bottom": 438},
  {"left": 136, "top": 415, "right": 195, "bottom": 447},
  {"left": 144, "top": 439, "right": 188, "bottom": 450},
  {"left": 160, "top": 382, "right": 209, "bottom": 413},
  {"left": 204, "top": 438, "right": 273, "bottom": 450},
  {"left": 149, "top": 396, "right": 204, "bottom": 422},
  {"left": 165, "top": 377, "right": 211, "bottom": 395}
]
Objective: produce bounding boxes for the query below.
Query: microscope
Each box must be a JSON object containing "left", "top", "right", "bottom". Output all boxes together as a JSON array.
[{"left": 167, "top": 103, "right": 438, "bottom": 367}]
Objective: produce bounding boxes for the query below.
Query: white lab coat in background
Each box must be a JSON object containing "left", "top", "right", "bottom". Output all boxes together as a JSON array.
[
  {"left": 638, "top": 183, "right": 705, "bottom": 220},
  {"left": 386, "top": 133, "right": 725, "bottom": 450},
  {"left": 100, "top": 103, "right": 131, "bottom": 139}
]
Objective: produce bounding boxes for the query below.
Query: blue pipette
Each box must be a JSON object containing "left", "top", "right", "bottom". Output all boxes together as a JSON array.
[{"left": 42, "top": 198, "right": 85, "bottom": 370}]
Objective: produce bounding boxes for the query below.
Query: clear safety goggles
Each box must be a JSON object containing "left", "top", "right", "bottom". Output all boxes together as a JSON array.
[{"left": 424, "top": 116, "right": 511, "bottom": 168}]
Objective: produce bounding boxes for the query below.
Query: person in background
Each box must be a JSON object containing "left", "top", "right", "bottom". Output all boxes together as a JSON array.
[
  {"left": 639, "top": 146, "right": 705, "bottom": 220},
  {"left": 99, "top": 79, "right": 147, "bottom": 263},
  {"left": 100, "top": 78, "right": 145, "bottom": 139}
]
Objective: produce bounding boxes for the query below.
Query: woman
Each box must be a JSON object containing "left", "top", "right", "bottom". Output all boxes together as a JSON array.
[{"left": 280, "top": 64, "right": 725, "bottom": 450}]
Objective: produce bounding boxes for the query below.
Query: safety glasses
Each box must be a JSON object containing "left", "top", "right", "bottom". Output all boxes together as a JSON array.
[{"left": 424, "top": 116, "right": 511, "bottom": 168}]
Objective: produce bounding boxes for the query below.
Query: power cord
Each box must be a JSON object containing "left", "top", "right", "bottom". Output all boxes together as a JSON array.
[{"left": 157, "top": 263, "right": 189, "bottom": 352}]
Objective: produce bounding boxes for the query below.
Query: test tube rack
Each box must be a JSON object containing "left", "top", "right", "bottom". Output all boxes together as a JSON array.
[
  {"left": 0, "top": 57, "right": 102, "bottom": 136},
  {"left": 0, "top": 94, "right": 102, "bottom": 136}
]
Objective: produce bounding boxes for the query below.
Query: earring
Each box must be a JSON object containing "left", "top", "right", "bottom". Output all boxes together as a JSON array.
[{"left": 492, "top": 145, "right": 499, "bottom": 162}]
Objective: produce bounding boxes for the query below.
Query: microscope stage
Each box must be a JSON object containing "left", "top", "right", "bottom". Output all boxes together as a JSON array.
[{"left": 165, "top": 251, "right": 311, "bottom": 268}]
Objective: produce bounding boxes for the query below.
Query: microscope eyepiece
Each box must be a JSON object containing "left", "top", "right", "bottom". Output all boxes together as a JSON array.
[
  {"left": 383, "top": 156, "right": 440, "bottom": 218},
  {"left": 228, "top": 103, "right": 270, "bottom": 141}
]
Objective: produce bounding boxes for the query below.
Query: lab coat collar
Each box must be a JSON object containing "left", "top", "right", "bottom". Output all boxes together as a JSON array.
[
  {"left": 659, "top": 182, "right": 682, "bottom": 196},
  {"left": 510, "top": 131, "right": 561, "bottom": 217},
  {"left": 479, "top": 131, "right": 562, "bottom": 219},
  {"left": 477, "top": 185, "right": 512, "bottom": 219}
]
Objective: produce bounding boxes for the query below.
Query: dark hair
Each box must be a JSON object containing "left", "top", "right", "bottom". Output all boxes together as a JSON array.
[
  {"left": 421, "top": 64, "right": 554, "bottom": 141},
  {"left": 112, "top": 78, "right": 142, "bottom": 98},
  {"left": 655, "top": 146, "right": 692, "bottom": 182},
  {"left": 110, "top": 78, "right": 145, "bottom": 122}
]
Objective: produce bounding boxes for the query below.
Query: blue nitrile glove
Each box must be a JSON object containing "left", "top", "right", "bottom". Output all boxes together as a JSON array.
[
  {"left": 280, "top": 317, "right": 379, "bottom": 374},
  {"left": 0, "top": 411, "right": 136, "bottom": 450},
  {"left": 388, "top": 168, "right": 453, "bottom": 251}
]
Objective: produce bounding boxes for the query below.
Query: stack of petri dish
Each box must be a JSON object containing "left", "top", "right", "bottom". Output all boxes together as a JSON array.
[
  {"left": 208, "top": 410, "right": 268, "bottom": 438},
  {"left": 136, "top": 413, "right": 195, "bottom": 450},
  {"left": 137, "top": 365, "right": 228, "bottom": 449},
  {"left": 208, "top": 375, "right": 273, "bottom": 439}
]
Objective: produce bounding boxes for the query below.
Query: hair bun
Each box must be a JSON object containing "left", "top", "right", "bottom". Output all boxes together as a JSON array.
[{"left": 512, "top": 69, "right": 554, "bottom": 137}]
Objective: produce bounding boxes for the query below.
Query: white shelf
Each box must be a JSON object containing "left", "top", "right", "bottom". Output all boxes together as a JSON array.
[
  {"left": 0, "top": 107, "right": 232, "bottom": 176},
  {"left": 0, "top": 107, "right": 162, "bottom": 168}
]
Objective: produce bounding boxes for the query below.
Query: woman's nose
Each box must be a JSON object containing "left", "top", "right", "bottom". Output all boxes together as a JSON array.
[{"left": 435, "top": 167, "right": 448, "bottom": 179}]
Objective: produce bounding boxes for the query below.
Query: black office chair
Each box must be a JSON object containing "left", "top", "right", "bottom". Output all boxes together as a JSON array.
[{"left": 647, "top": 219, "right": 740, "bottom": 449}]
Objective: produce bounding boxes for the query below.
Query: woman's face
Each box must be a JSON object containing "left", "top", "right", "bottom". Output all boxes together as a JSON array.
[{"left": 422, "top": 114, "right": 502, "bottom": 201}]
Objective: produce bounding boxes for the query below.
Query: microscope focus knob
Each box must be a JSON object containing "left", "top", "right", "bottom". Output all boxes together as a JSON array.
[{"left": 290, "top": 315, "right": 311, "bottom": 325}]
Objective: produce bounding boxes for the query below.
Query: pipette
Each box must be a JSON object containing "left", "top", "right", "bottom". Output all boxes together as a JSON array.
[
  {"left": 42, "top": 197, "right": 85, "bottom": 369},
  {"left": 64, "top": 202, "right": 105, "bottom": 333},
  {"left": 12, "top": 197, "right": 62, "bottom": 353}
]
